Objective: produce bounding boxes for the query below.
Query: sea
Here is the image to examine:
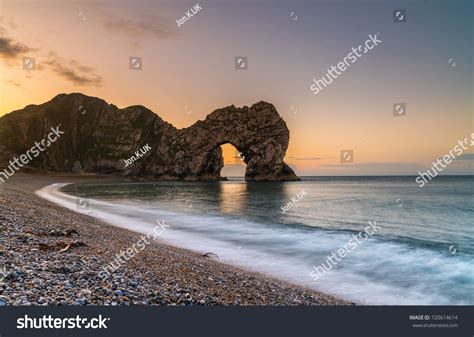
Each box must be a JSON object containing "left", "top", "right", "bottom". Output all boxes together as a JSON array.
[{"left": 36, "top": 176, "right": 474, "bottom": 305}]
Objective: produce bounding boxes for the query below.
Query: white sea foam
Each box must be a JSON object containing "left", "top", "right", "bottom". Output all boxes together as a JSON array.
[{"left": 36, "top": 183, "right": 474, "bottom": 305}]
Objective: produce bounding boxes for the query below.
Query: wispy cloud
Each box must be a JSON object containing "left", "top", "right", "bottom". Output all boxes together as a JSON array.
[
  {"left": 6, "top": 80, "right": 22, "bottom": 88},
  {"left": 0, "top": 26, "right": 32, "bottom": 59},
  {"left": 319, "top": 162, "right": 420, "bottom": 169},
  {"left": 103, "top": 14, "right": 177, "bottom": 40},
  {"left": 0, "top": 25, "right": 103, "bottom": 87},
  {"left": 288, "top": 156, "right": 336, "bottom": 161},
  {"left": 41, "top": 53, "right": 103, "bottom": 87},
  {"left": 74, "top": 0, "right": 177, "bottom": 41}
]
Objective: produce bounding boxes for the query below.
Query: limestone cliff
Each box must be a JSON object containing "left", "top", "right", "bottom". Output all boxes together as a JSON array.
[{"left": 0, "top": 93, "right": 299, "bottom": 181}]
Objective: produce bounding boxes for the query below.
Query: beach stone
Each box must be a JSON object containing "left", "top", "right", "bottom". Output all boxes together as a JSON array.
[
  {"left": 75, "top": 299, "right": 86, "bottom": 305},
  {"left": 0, "top": 93, "right": 299, "bottom": 181},
  {"left": 81, "top": 289, "right": 92, "bottom": 296},
  {"left": 7, "top": 271, "right": 20, "bottom": 281},
  {"left": 31, "top": 278, "right": 43, "bottom": 286}
]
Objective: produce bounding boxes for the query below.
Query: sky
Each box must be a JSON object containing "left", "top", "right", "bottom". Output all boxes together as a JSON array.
[{"left": 0, "top": 0, "right": 472, "bottom": 176}]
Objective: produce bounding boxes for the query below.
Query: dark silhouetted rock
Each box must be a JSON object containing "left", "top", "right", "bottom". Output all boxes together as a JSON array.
[{"left": 0, "top": 93, "right": 299, "bottom": 181}]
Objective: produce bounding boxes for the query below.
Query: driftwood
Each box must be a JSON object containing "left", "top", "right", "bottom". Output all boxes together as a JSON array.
[
  {"left": 38, "top": 240, "right": 87, "bottom": 252},
  {"left": 202, "top": 252, "right": 219, "bottom": 259}
]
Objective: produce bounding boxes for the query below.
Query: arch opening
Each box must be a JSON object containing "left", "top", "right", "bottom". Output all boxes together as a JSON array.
[{"left": 219, "top": 143, "right": 246, "bottom": 180}]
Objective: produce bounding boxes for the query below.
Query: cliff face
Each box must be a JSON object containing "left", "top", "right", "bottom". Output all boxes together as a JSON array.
[{"left": 0, "top": 93, "right": 299, "bottom": 181}]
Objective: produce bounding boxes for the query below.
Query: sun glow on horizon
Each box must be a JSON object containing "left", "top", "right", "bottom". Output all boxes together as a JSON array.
[{"left": 1, "top": 0, "right": 472, "bottom": 175}]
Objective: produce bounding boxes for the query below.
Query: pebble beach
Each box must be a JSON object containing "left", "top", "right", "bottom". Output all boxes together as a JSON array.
[{"left": 0, "top": 174, "right": 351, "bottom": 306}]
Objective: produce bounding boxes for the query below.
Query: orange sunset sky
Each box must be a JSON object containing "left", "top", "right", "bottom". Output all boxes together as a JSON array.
[{"left": 0, "top": 0, "right": 472, "bottom": 176}]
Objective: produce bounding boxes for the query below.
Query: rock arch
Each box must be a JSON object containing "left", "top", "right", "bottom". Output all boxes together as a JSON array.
[
  {"left": 0, "top": 94, "right": 300, "bottom": 181},
  {"left": 173, "top": 102, "right": 299, "bottom": 181}
]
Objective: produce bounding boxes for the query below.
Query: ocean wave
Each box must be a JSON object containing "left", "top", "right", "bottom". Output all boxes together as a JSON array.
[{"left": 35, "top": 183, "right": 474, "bottom": 305}]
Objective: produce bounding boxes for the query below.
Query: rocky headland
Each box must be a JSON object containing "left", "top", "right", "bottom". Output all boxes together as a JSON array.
[{"left": 0, "top": 94, "right": 299, "bottom": 181}]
